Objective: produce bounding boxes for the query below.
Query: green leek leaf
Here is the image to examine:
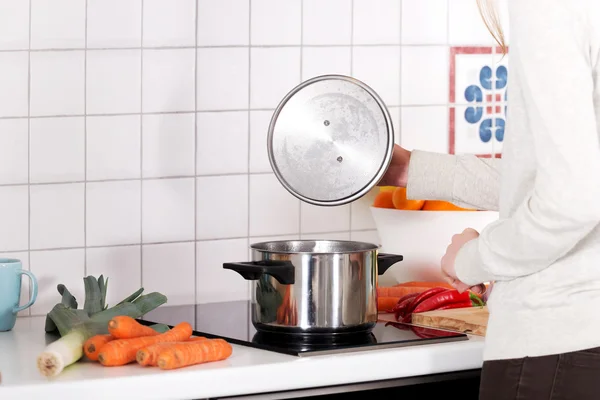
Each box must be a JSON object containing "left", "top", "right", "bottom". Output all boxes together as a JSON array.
[
  {"left": 116, "top": 287, "right": 144, "bottom": 306},
  {"left": 83, "top": 276, "right": 103, "bottom": 315},
  {"left": 98, "top": 275, "right": 108, "bottom": 310},
  {"left": 132, "top": 292, "right": 168, "bottom": 315},
  {"left": 47, "top": 304, "right": 91, "bottom": 336},
  {"left": 57, "top": 284, "right": 78, "bottom": 309},
  {"left": 148, "top": 323, "right": 170, "bottom": 333}
]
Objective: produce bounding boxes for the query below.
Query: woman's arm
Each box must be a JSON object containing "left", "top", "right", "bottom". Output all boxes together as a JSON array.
[
  {"left": 406, "top": 150, "right": 501, "bottom": 211},
  {"left": 454, "top": 0, "right": 600, "bottom": 285}
]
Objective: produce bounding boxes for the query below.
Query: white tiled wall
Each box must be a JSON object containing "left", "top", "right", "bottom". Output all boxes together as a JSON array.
[{"left": 0, "top": 0, "right": 508, "bottom": 315}]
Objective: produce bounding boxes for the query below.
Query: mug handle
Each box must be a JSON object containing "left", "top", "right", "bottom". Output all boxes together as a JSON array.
[{"left": 13, "top": 270, "right": 38, "bottom": 313}]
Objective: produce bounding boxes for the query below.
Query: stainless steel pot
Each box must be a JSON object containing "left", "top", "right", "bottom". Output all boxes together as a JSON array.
[{"left": 223, "top": 240, "right": 403, "bottom": 336}]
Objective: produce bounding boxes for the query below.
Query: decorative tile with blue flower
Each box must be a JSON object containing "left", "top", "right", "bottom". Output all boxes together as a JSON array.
[{"left": 449, "top": 47, "right": 508, "bottom": 157}]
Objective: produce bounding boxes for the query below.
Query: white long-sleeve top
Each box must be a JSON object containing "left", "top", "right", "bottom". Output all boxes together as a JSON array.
[{"left": 406, "top": 0, "right": 600, "bottom": 361}]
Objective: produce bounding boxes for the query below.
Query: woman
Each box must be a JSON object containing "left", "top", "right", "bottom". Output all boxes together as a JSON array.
[{"left": 380, "top": 0, "right": 600, "bottom": 398}]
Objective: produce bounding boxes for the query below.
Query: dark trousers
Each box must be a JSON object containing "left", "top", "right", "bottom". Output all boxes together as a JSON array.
[{"left": 479, "top": 347, "right": 600, "bottom": 399}]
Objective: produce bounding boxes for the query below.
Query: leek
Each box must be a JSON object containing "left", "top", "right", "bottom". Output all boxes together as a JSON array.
[{"left": 37, "top": 275, "right": 168, "bottom": 377}]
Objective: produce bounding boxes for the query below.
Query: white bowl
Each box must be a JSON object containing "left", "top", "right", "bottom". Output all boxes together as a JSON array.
[{"left": 370, "top": 206, "right": 499, "bottom": 286}]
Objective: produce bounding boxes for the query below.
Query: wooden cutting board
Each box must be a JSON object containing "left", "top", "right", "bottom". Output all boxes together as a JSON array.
[{"left": 411, "top": 306, "right": 489, "bottom": 336}]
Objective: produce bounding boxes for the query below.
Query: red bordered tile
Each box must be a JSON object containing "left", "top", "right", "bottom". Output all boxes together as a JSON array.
[{"left": 449, "top": 46, "right": 508, "bottom": 157}]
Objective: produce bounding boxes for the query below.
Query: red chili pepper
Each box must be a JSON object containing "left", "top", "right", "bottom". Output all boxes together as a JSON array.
[
  {"left": 392, "top": 292, "right": 419, "bottom": 313},
  {"left": 434, "top": 300, "right": 473, "bottom": 311},
  {"left": 413, "top": 290, "right": 483, "bottom": 314},
  {"left": 393, "top": 293, "right": 420, "bottom": 320},
  {"left": 404, "top": 287, "right": 449, "bottom": 315}
]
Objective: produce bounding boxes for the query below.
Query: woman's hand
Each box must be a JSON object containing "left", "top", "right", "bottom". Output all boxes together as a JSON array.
[
  {"left": 377, "top": 144, "right": 412, "bottom": 187},
  {"left": 441, "top": 228, "right": 480, "bottom": 292}
]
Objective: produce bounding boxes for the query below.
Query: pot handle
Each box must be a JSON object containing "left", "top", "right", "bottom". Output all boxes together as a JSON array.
[
  {"left": 377, "top": 253, "right": 403, "bottom": 275},
  {"left": 223, "top": 261, "right": 295, "bottom": 285}
]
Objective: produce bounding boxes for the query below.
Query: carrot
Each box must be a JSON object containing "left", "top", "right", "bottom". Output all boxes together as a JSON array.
[
  {"left": 136, "top": 337, "right": 208, "bottom": 367},
  {"left": 157, "top": 339, "right": 233, "bottom": 370},
  {"left": 377, "top": 286, "right": 424, "bottom": 298},
  {"left": 83, "top": 334, "right": 114, "bottom": 361},
  {"left": 377, "top": 296, "right": 401, "bottom": 312},
  {"left": 394, "top": 281, "right": 454, "bottom": 288},
  {"left": 97, "top": 322, "right": 193, "bottom": 366},
  {"left": 108, "top": 315, "right": 160, "bottom": 339}
]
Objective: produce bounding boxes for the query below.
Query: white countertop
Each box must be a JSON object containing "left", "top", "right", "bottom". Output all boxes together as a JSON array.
[{"left": 0, "top": 316, "right": 484, "bottom": 400}]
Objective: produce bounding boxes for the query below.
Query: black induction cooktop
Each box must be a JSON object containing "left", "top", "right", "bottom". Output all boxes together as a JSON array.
[{"left": 140, "top": 300, "right": 468, "bottom": 357}]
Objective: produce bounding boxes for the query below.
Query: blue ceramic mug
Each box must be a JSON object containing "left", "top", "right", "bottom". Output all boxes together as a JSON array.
[{"left": 0, "top": 259, "right": 38, "bottom": 331}]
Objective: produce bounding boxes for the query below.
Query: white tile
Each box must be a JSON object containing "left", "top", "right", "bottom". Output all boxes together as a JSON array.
[
  {"left": 350, "top": 230, "right": 381, "bottom": 246},
  {"left": 86, "top": 246, "right": 141, "bottom": 307},
  {"left": 30, "top": 183, "right": 84, "bottom": 249},
  {"left": 0, "top": 252, "right": 30, "bottom": 316},
  {"left": 142, "top": 242, "right": 195, "bottom": 305},
  {"left": 0, "top": 52, "right": 29, "bottom": 117},
  {"left": 30, "top": 51, "right": 85, "bottom": 117},
  {"left": 0, "top": 119, "right": 28, "bottom": 185},
  {"left": 197, "top": 238, "right": 250, "bottom": 303},
  {"left": 30, "top": 249, "right": 84, "bottom": 316},
  {"left": 0, "top": 1, "right": 30, "bottom": 50},
  {"left": 86, "top": 115, "right": 141, "bottom": 181},
  {"left": 350, "top": 188, "right": 377, "bottom": 230},
  {"left": 87, "top": 0, "right": 142, "bottom": 48},
  {"left": 86, "top": 50, "right": 141, "bottom": 114},
  {"left": 353, "top": 0, "right": 401, "bottom": 45},
  {"left": 300, "top": 232, "right": 350, "bottom": 241},
  {"left": 352, "top": 46, "right": 401, "bottom": 106},
  {"left": 402, "top": 0, "right": 447, "bottom": 44},
  {"left": 449, "top": 0, "right": 495, "bottom": 46},
  {"left": 303, "top": 0, "right": 351, "bottom": 45},
  {"left": 249, "top": 174, "right": 299, "bottom": 237},
  {"left": 143, "top": 0, "right": 196, "bottom": 47},
  {"left": 142, "top": 113, "right": 195, "bottom": 178},
  {"left": 197, "top": 48, "right": 249, "bottom": 111},
  {"left": 301, "top": 203, "right": 350, "bottom": 234},
  {"left": 249, "top": 110, "right": 274, "bottom": 174},
  {"left": 30, "top": 117, "right": 85, "bottom": 183},
  {"left": 86, "top": 181, "right": 141, "bottom": 246},
  {"left": 250, "top": 47, "right": 301, "bottom": 109},
  {"left": 142, "top": 49, "right": 195, "bottom": 113},
  {"left": 142, "top": 178, "right": 195, "bottom": 243},
  {"left": 197, "top": 0, "right": 249, "bottom": 46},
  {"left": 250, "top": 0, "right": 301, "bottom": 45},
  {"left": 302, "top": 47, "right": 351, "bottom": 81},
  {"left": 30, "top": 0, "right": 85, "bottom": 49},
  {"left": 196, "top": 175, "right": 248, "bottom": 240},
  {"left": 196, "top": 111, "right": 248, "bottom": 175},
  {"left": 401, "top": 106, "right": 449, "bottom": 153},
  {"left": 389, "top": 106, "right": 401, "bottom": 144},
  {"left": 401, "top": 46, "right": 449, "bottom": 105},
  {"left": 0, "top": 187, "right": 28, "bottom": 252},
  {"left": 250, "top": 234, "right": 299, "bottom": 243}
]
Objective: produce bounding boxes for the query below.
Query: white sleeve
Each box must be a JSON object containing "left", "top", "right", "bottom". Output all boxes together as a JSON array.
[
  {"left": 406, "top": 150, "right": 501, "bottom": 211},
  {"left": 454, "top": 0, "right": 600, "bottom": 285}
]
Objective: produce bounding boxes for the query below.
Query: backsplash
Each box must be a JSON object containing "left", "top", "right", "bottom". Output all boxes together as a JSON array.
[{"left": 0, "top": 0, "right": 509, "bottom": 316}]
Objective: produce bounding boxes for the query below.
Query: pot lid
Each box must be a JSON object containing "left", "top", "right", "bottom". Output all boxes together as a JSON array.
[{"left": 267, "top": 75, "right": 395, "bottom": 207}]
